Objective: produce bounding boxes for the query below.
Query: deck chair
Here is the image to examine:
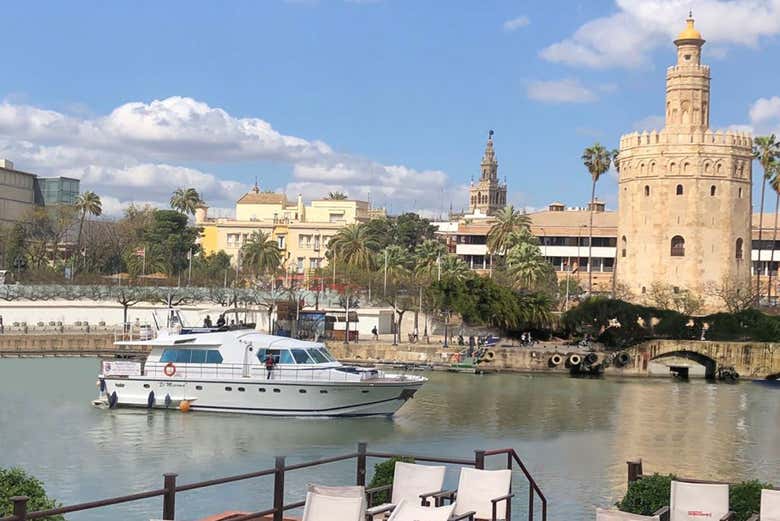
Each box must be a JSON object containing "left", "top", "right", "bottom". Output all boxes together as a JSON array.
[
  {"left": 386, "top": 499, "right": 456, "bottom": 521},
  {"left": 655, "top": 481, "right": 734, "bottom": 521},
  {"left": 595, "top": 507, "right": 661, "bottom": 520},
  {"left": 302, "top": 484, "right": 367, "bottom": 521},
  {"left": 366, "top": 462, "right": 447, "bottom": 518},
  {"left": 748, "top": 489, "right": 780, "bottom": 521},
  {"left": 422, "top": 468, "right": 513, "bottom": 521}
]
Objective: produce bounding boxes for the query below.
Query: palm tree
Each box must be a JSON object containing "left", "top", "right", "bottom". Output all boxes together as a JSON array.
[
  {"left": 753, "top": 135, "right": 780, "bottom": 300},
  {"left": 74, "top": 191, "right": 102, "bottom": 254},
  {"left": 487, "top": 205, "right": 530, "bottom": 254},
  {"left": 327, "top": 191, "right": 348, "bottom": 200},
  {"left": 170, "top": 187, "right": 203, "bottom": 215},
  {"left": 328, "top": 223, "right": 378, "bottom": 271},
  {"left": 241, "top": 231, "right": 282, "bottom": 280},
  {"left": 767, "top": 160, "right": 780, "bottom": 304},
  {"left": 505, "top": 242, "right": 551, "bottom": 291},
  {"left": 413, "top": 239, "right": 448, "bottom": 280},
  {"left": 581, "top": 142, "right": 615, "bottom": 293},
  {"left": 381, "top": 245, "right": 409, "bottom": 287},
  {"left": 438, "top": 255, "right": 470, "bottom": 281}
]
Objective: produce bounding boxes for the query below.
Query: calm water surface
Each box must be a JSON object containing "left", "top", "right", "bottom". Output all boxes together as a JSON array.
[{"left": 0, "top": 358, "right": 778, "bottom": 520}]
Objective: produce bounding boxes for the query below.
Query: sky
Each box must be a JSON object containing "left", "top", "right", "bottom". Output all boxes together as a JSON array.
[{"left": 0, "top": 0, "right": 779, "bottom": 218}]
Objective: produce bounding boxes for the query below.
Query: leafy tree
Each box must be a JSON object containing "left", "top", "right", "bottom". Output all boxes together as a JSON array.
[
  {"left": 767, "top": 160, "right": 780, "bottom": 303},
  {"left": 487, "top": 205, "right": 530, "bottom": 255},
  {"left": 74, "top": 190, "right": 102, "bottom": 256},
  {"left": 753, "top": 135, "right": 780, "bottom": 298},
  {"left": 394, "top": 213, "right": 436, "bottom": 250},
  {"left": 170, "top": 187, "right": 203, "bottom": 215},
  {"left": 1, "top": 224, "right": 26, "bottom": 271},
  {"left": 192, "top": 250, "right": 233, "bottom": 286},
  {"left": 241, "top": 231, "right": 282, "bottom": 281},
  {"left": 413, "top": 239, "right": 448, "bottom": 280},
  {"left": 326, "top": 191, "right": 348, "bottom": 200},
  {"left": 438, "top": 255, "right": 470, "bottom": 281},
  {"left": 328, "top": 223, "right": 378, "bottom": 271},
  {"left": 505, "top": 241, "right": 555, "bottom": 291},
  {"left": 0, "top": 467, "right": 64, "bottom": 521},
  {"left": 581, "top": 142, "right": 616, "bottom": 293},
  {"left": 141, "top": 210, "right": 200, "bottom": 275}
]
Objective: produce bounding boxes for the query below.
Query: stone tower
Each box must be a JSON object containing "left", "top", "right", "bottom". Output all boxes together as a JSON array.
[
  {"left": 469, "top": 130, "right": 507, "bottom": 216},
  {"left": 616, "top": 14, "right": 753, "bottom": 310}
]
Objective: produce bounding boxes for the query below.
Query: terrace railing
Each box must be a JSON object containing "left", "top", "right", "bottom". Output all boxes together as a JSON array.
[{"left": 1, "top": 442, "right": 547, "bottom": 521}]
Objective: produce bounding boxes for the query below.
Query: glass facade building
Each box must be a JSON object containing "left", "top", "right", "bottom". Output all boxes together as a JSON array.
[{"left": 34, "top": 177, "right": 80, "bottom": 205}]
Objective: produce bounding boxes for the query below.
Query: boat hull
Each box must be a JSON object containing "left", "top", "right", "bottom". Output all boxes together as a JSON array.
[{"left": 99, "top": 376, "right": 423, "bottom": 417}]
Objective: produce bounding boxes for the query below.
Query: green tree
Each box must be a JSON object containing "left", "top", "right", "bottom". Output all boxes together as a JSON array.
[
  {"left": 74, "top": 190, "right": 102, "bottom": 254},
  {"left": 192, "top": 250, "right": 233, "bottom": 285},
  {"left": 0, "top": 467, "right": 64, "bottom": 521},
  {"left": 241, "top": 231, "right": 282, "bottom": 281},
  {"left": 487, "top": 205, "right": 530, "bottom": 255},
  {"left": 505, "top": 241, "right": 554, "bottom": 291},
  {"left": 328, "top": 223, "right": 378, "bottom": 271},
  {"left": 582, "top": 142, "right": 616, "bottom": 293},
  {"left": 767, "top": 160, "right": 780, "bottom": 303},
  {"left": 141, "top": 210, "right": 200, "bottom": 275},
  {"left": 753, "top": 134, "right": 780, "bottom": 300},
  {"left": 169, "top": 187, "right": 203, "bottom": 215},
  {"left": 438, "top": 255, "right": 470, "bottom": 281},
  {"left": 394, "top": 213, "right": 436, "bottom": 250},
  {"left": 413, "top": 239, "right": 448, "bottom": 280},
  {"left": 326, "top": 191, "right": 348, "bottom": 200}
]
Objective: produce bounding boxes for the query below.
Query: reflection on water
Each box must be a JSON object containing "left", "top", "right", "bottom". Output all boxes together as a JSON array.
[{"left": 0, "top": 358, "right": 778, "bottom": 520}]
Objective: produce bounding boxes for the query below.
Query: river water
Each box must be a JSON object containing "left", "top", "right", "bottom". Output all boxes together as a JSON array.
[{"left": 0, "top": 358, "right": 778, "bottom": 521}]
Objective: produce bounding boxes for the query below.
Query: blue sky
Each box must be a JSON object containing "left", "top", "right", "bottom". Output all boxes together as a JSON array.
[{"left": 0, "top": 0, "right": 779, "bottom": 216}]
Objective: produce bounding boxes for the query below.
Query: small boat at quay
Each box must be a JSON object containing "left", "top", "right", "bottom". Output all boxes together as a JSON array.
[{"left": 94, "top": 311, "right": 426, "bottom": 417}]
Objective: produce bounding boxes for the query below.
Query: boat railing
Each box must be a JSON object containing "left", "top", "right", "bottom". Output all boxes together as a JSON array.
[
  {"left": 0, "top": 442, "right": 546, "bottom": 521},
  {"left": 141, "top": 362, "right": 408, "bottom": 382}
]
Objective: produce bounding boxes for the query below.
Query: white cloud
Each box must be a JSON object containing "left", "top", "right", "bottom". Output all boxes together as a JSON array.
[
  {"left": 503, "top": 16, "right": 530, "bottom": 31},
  {"left": 527, "top": 79, "right": 598, "bottom": 103},
  {"left": 749, "top": 97, "right": 780, "bottom": 126},
  {"left": 632, "top": 114, "right": 665, "bottom": 130},
  {"left": 540, "top": 0, "right": 780, "bottom": 69},
  {"left": 0, "top": 96, "right": 455, "bottom": 216}
]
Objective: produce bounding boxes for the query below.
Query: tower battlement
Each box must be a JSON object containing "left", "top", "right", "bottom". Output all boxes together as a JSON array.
[{"left": 619, "top": 129, "right": 752, "bottom": 151}]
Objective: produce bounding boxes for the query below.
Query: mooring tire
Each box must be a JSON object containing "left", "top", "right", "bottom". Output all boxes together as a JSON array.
[{"left": 549, "top": 353, "right": 563, "bottom": 367}]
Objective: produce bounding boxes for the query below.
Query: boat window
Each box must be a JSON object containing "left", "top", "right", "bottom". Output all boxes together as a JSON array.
[
  {"left": 206, "top": 351, "right": 223, "bottom": 364},
  {"left": 278, "top": 350, "right": 294, "bottom": 364},
  {"left": 256, "top": 348, "right": 268, "bottom": 362},
  {"left": 174, "top": 350, "right": 192, "bottom": 363},
  {"left": 318, "top": 348, "right": 336, "bottom": 362},
  {"left": 291, "top": 349, "right": 314, "bottom": 364},
  {"left": 190, "top": 350, "right": 207, "bottom": 364},
  {"left": 160, "top": 349, "right": 179, "bottom": 363},
  {"left": 307, "top": 349, "right": 329, "bottom": 363}
]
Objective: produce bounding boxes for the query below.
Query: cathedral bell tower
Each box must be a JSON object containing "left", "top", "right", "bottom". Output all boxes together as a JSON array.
[{"left": 469, "top": 130, "right": 507, "bottom": 216}]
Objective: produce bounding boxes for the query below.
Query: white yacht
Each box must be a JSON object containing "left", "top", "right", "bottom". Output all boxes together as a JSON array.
[{"left": 95, "top": 314, "right": 426, "bottom": 417}]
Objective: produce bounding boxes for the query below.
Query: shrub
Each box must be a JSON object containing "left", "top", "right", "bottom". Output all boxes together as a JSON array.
[
  {"left": 367, "top": 457, "right": 414, "bottom": 505},
  {"left": 730, "top": 480, "right": 773, "bottom": 521},
  {"left": 0, "top": 467, "right": 64, "bottom": 521},
  {"left": 617, "top": 474, "right": 674, "bottom": 516}
]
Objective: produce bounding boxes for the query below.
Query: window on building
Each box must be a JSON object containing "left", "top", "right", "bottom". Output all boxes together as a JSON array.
[
  {"left": 621, "top": 236, "right": 627, "bottom": 258},
  {"left": 676, "top": 185, "right": 684, "bottom": 195},
  {"left": 309, "top": 258, "right": 321, "bottom": 270},
  {"left": 641, "top": 286, "right": 646, "bottom": 294},
  {"left": 644, "top": 185, "right": 650, "bottom": 196},
  {"left": 671, "top": 235, "right": 685, "bottom": 257},
  {"left": 277, "top": 235, "right": 286, "bottom": 249},
  {"left": 710, "top": 185, "right": 716, "bottom": 196},
  {"left": 296, "top": 257, "right": 304, "bottom": 273},
  {"left": 739, "top": 188, "right": 743, "bottom": 198},
  {"left": 736, "top": 238, "right": 744, "bottom": 260}
]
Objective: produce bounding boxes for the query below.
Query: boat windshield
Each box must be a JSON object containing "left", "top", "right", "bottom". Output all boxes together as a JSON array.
[
  {"left": 319, "top": 347, "right": 336, "bottom": 362},
  {"left": 307, "top": 348, "right": 329, "bottom": 363},
  {"left": 291, "top": 348, "right": 315, "bottom": 364},
  {"left": 256, "top": 347, "right": 334, "bottom": 364}
]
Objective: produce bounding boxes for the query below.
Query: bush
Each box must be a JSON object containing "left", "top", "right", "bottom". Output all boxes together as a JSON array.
[
  {"left": 367, "top": 457, "right": 414, "bottom": 505},
  {"left": 0, "top": 467, "right": 64, "bottom": 521},
  {"left": 730, "top": 480, "right": 773, "bottom": 521},
  {"left": 617, "top": 474, "right": 674, "bottom": 516}
]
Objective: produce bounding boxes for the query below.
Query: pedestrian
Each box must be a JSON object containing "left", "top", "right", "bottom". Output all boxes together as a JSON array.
[
  {"left": 265, "top": 353, "right": 275, "bottom": 379},
  {"left": 203, "top": 315, "right": 213, "bottom": 328},
  {"left": 0, "top": 315, "right": 3, "bottom": 334},
  {"left": 413, "top": 326, "right": 419, "bottom": 343},
  {"left": 371, "top": 325, "right": 379, "bottom": 341},
  {"left": 216, "top": 314, "right": 226, "bottom": 328}
]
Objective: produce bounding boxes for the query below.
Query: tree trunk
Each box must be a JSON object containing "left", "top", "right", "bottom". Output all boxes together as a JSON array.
[
  {"left": 756, "top": 177, "right": 768, "bottom": 302},
  {"left": 76, "top": 209, "right": 86, "bottom": 272},
  {"left": 396, "top": 309, "right": 405, "bottom": 342},
  {"left": 769, "top": 193, "right": 779, "bottom": 305},
  {"left": 588, "top": 178, "right": 596, "bottom": 293}
]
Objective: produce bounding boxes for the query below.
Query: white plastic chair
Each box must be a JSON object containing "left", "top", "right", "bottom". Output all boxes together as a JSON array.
[
  {"left": 595, "top": 507, "right": 661, "bottom": 520},
  {"left": 367, "top": 462, "right": 447, "bottom": 518},
  {"left": 664, "top": 481, "right": 733, "bottom": 521},
  {"left": 423, "top": 468, "right": 512, "bottom": 521},
  {"left": 301, "top": 484, "right": 367, "bottom": 521},
  {"left": 386, "top": 499, "right": 456, "bottom": 521},
  {"left": 748, "top": 489, "right": 780, "bottom": 521}
]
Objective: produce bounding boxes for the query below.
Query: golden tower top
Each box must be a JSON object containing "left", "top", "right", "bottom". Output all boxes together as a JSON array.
[{"left": 675, "top": 12, "right": 704, "bottom": 44}]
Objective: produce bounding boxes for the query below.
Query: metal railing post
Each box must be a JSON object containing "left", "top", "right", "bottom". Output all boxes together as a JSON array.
[
  {"left": 273, "top": 456, "right": 286, "bottom": 521},
  {"left": 356, "top": 442, "right": 367, "bottom": 486},
  {"left": 474, "top": 450, "right": 485, "bottom": 470},
  {"left": 11, "top": 496, "right": 28, "bottom": 521},
  {"left": 162, "top": 473, "right": 177, "bottom": 520},
  {"left": 528, "top": 487, "right": 534, "bottom": 521},
  {"left": 627, "top": 460, "right": 643, "bottom": 484}
]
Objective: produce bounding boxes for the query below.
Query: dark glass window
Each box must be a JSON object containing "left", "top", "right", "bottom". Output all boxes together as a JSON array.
[
  {"left": 190, "top": 350, "right": 206, "bottom": 364},
  {"left": 206, "top": 351, "right": 223, "bottom": 364}
]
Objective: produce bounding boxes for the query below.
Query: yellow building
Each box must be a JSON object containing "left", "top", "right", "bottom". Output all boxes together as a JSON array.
[{"left": 197, "top": 185, "right": 384, "bottom": 276}]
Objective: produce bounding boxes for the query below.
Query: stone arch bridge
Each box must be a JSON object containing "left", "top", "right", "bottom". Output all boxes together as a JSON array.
[{"left": 620, "top": 339, "right": 780, "bottom": 380}]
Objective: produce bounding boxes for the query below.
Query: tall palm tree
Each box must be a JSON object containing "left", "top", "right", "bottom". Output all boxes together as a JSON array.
[
  {"left": 438, "top": 255, "right": 470, "bottom": 281},
  {"left": 74, "top": 191, "right": 102, "bottom": 253},
  {"left": 753, "top": 135, "right": 780, "bottom": 300},
  {"left": 505, "top": 241, "right": 551, "bottom": 291},
  {"left": 170, "top": 187, "right": 203, "bottom": 215},
  {"left": 487, "top": 205, "right": 530, "bottom": 254},
  {"left": 241, "top": 231, "right": 282, "bottom": 280},
  {"left": 767, "top": 160, "right": 780, "bottom": 304},
  {"left": 413, "top": 239, "right": 448, "bottom": 280},
  {"left": 581, "top": 142, "right": 615, "bottom": 294},
  {"left": 328, "top": 223, "right": 378, "bottom": 271},
  {"left": 327, "top": 191, "right": 348, "bottom": 200}
]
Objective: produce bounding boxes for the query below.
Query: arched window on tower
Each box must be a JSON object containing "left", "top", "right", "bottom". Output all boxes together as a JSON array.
[
  {"left": 671, "top": 235, "right": 685, "bottom": 257},
  {"left": 710, "top": 185, "right": 716, "bottom": 196},
  {"left": 644, "top": 185, "right": 650, "bottom": 197},
  {"left": 736, "top": 238, "right": 744, "bottom": 260},
  {"left": 621, "top": 236, "right": 627, "bottom": 258},
  {"left": 676, "top": 184, "right": 684, "bottom": 196},
  {"left": 739, "top": 187, "right": 743, "bottom": 198}
]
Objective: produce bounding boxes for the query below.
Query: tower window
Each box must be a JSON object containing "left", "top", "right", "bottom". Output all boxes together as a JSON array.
[
  {"left": 676, "top": 184, "right": 684, "bottom": 196},
  {"left": 644, "top": 185, "right": 650, "bottom": 197},
  {"left": 739, "top": 187, "right": 743, "bottom": 198},
  {"left": 671, "top": 235, "right": 685, "bottom": 257},
  {"left": 641, "top": 286, "right": 646, "bottom": 294},
  {"left": 710, "top": 185, "right": 716, "bottom": 196},
  {"left": 621, "top": 236, "right": 627, "bottom": 258},
  {"left": 736, "top": 238, "right": 744, "bottom": 260}
]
